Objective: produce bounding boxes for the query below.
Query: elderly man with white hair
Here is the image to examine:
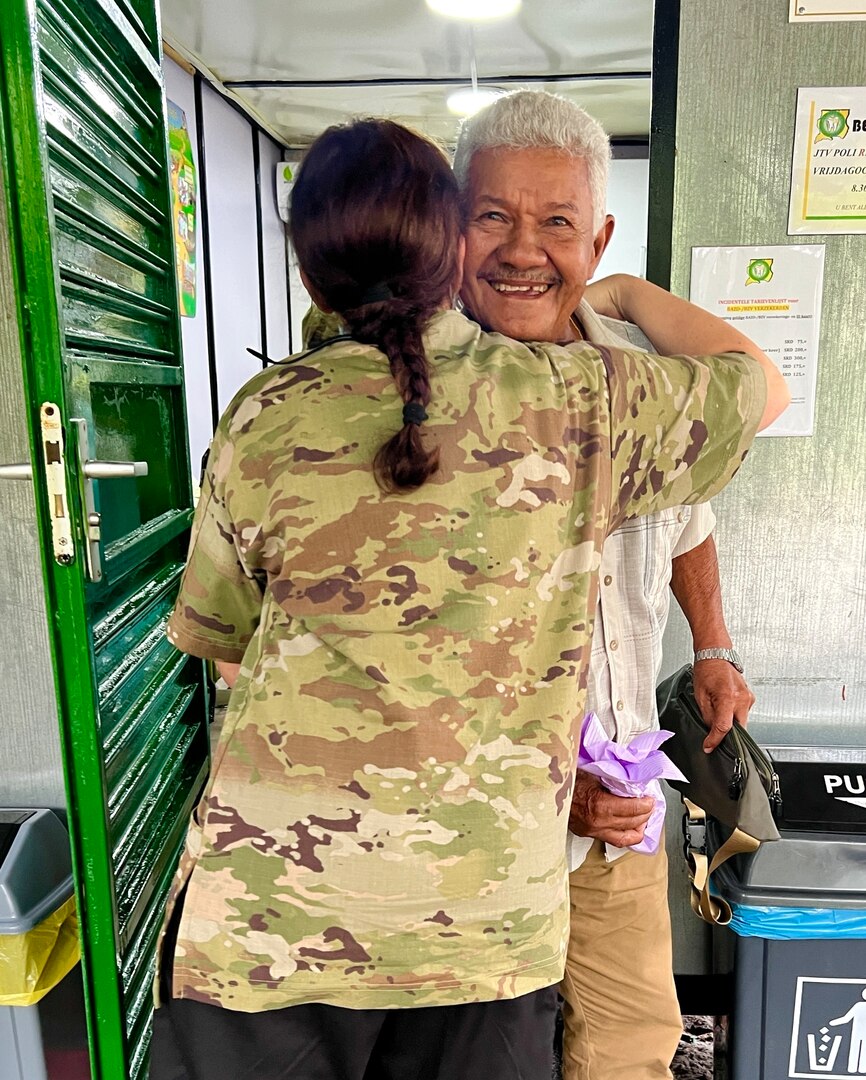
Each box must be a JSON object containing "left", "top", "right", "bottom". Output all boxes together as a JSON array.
[{"left": 453, "top": 90, "right": 755, "bottom": 1080}]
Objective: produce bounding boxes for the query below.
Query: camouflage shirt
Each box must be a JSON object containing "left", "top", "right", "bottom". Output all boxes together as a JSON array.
[
  {"left": 300, "top": 304, "right": 345, "bottom": 350},
  {"left": 163, "top": 309, "right": 765, "bottom": 1012}
]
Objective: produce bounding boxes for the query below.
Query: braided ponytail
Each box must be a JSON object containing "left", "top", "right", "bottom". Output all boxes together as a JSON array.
[
  {"left": 342, "top": 302, "right": 440, "bottom": 492},
  {"left": 289, "top": 119, "right": 461, "bottom": 493}
]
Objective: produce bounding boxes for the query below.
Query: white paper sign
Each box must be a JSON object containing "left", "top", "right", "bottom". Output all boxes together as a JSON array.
[
  {"left": 789, "top": 0, "right": 866, "bottom": 21},
  {"left": 690, "top": 245, "right": 825, "bottom": 437},
  {"left": 789, "top": 87, "right": 866, "bottom": 234}
]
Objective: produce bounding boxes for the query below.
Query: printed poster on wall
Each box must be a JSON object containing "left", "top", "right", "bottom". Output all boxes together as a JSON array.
[
  {"left": 789, "top": 0, "right": 866, "bottom": 21},
  {"left": 690, "top": 244, "right": 825, "bottom": 438},
  {"left": 168, "top": 100, "right": 197, "bottom": 316},
  {"left": 789, "top": 87, "right": 866, "bottom": 234}
]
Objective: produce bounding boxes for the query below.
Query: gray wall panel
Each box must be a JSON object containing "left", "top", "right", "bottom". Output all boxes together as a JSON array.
[
  {"left": 661, "top": 0, "right": 866, "bottom": 974},
  {"left": 0, "top": 171, "right": 65, "bottom": 810}
]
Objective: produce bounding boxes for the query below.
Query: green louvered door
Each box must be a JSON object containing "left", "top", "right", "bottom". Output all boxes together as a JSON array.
[{"left": 0, "top": 0, "right": 209, "bottom": 1076}]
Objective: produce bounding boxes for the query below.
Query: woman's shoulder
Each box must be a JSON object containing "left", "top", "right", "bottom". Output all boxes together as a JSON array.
[
  {"left": 432, "top": 311, "right": 611, "bottom": 388},
  {"left": 215, "top": 336, "right": 384, "bottom": 438}
]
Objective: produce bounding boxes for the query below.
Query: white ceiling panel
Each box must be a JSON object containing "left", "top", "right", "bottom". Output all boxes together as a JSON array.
[
  {"left": 160, "top": 0, "right": 654, "bottom": 144},
  {"left": 238, "top": 78, "right": 651, "bottom": 147}
]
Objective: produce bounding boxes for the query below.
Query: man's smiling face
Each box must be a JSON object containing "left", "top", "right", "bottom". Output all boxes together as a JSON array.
[{"left": 460, "top": 147, "right": 613, "bottom": 343}]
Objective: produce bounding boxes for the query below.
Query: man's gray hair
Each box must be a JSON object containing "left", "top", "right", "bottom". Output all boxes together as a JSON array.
[{"left": 452, "top": 90, "right": 611, "bottom": 230}]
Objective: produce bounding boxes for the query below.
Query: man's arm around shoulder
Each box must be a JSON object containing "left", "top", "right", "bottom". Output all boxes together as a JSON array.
[{"left": 585, "top": 274, "right": 790, "bottom": 430}]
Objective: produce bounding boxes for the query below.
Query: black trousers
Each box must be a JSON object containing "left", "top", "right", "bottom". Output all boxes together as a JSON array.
[
  {"left": 150, "top": 985, "right": 558, "bottom": 1080},
  {"left": 150, "top": 892, "right": 557, "bottom": 1080}
]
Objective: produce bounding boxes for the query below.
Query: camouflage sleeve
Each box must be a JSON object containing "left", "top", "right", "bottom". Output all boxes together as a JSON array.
[
  {"left": 166, "top": 427, "right": 264, "bottom": 663},
  {"left": 601, "top": 346, "right": 766, "bottom": 532}
]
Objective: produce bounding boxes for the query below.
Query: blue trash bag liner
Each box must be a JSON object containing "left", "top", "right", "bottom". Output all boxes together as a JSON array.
[{"left": 729, "top": 903, "right": 866, "bottom": 940}]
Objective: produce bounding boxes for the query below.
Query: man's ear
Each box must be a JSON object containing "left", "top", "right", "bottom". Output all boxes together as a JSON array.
[
  {"left": 588, "top": 214, "right": 615, "bottom": 278},
  {"left": 300, "top": 268, "right": 334, "bottom": 314}
]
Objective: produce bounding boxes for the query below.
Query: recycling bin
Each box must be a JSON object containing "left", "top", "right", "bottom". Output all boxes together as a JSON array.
[
  {"left": 0, "top": 809, "right": 88, "bottom": 1080},
  {"left": 708, "top": 749, "right": 866, "bottom": 1080}
]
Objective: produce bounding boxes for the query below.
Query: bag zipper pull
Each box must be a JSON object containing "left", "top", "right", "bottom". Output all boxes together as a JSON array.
[
  {"left": 729, "top": 757, "right": 745, "bottom": 800},
  {"left": 770, "top": 771, "right": 783, "bottom": 817}
]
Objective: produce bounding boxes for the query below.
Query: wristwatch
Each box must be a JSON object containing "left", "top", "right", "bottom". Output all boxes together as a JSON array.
[{"left": 694, "top": 647, "right": 744, "bottom": 673}]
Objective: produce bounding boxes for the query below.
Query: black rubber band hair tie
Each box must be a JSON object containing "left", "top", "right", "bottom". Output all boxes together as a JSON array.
[
  {"left": 402, "top": 402, "right": 428, "bottom": 426},
  {"left": 358, "top": 282, "right": 394, "bottom": 305}
]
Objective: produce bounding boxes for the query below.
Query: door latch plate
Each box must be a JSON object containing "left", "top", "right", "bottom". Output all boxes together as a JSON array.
[{"left": 40, "top": 402, "right": 75, "bottom": 567}]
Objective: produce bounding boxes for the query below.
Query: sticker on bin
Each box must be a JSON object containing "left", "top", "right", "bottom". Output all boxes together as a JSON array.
[{"left": 790, "top": 978, "right": 866, "bottom": 1077}]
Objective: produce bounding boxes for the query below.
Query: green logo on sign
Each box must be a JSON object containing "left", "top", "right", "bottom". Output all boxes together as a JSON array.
[
  {"left": 814, "top": 109, "right": 850, "bottom": 142},
  {"left": 746, "top": 258, "right": 773, "bottom": 286}
]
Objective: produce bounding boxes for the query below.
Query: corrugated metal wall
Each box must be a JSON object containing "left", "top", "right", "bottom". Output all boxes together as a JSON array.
[
  {"left": 0, "top": 150, "right": 66, "bottom": 810},
  {"left": 662, "top": 0, "right": 866, "bottom": 974}
]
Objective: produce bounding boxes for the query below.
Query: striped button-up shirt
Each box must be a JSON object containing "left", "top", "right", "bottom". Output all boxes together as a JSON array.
[{"left": 567, "top": 302, "right": 716, "bottom": 872}]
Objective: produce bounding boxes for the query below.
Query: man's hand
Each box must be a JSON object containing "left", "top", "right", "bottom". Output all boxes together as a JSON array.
[
  {"left": 569, "top": 770, "right": 655, "bottom": 848},
  {"left": 693, "top": 659, "right": 755, "bottom": 753}
]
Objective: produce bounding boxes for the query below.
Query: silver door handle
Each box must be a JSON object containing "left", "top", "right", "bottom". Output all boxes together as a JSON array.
[
  {"left": 1, "top": 412, "right": 148, "bottom": 579},
  {"left": 0, "top": 460, "right": 148, "bottom": 480},
  {"left": 83, "top": 460, "right": 148, "bottom": 479},
  {"left": 70, "top": 418, "right": 149, "bottom": 583},
  {"left": 0, "top": 463, "right": 33, "bottom": 479},
  {"left": 76, "top": 453, "right": 149, "bottom": 582}
]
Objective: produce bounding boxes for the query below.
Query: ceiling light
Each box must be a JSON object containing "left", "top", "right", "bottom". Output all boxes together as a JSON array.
[
  {"left": 426, "top": 0, "right": 521, "bottom": 21},
  {"left": 447, "top": 87, "right": 503, "bottom": 117}
]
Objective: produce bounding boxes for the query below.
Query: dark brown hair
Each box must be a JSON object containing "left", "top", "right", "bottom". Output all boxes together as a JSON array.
[{"left": 289, "top": 119, "right": 461, "bottom": 492}]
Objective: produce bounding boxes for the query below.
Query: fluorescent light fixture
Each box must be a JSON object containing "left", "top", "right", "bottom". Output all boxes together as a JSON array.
[
  {"left": 426, "top": 0, "right": 521, "bottom": 20},
  {"left": 447, "top": 87, "right": 502, "bottom": 117}
]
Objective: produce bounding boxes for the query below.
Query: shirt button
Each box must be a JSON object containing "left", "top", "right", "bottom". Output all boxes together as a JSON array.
[
  {"left": 610, "top": 640, "right": 619, "bottom": 651},
  {"left": 677, "top": 511, "right": 685, "bottom": 523},
  {"left": 603, "top": 575, "right": 613, "bottom": 586},
  {"left": 616, "top": 700, "right": 624, "bottom": 711}
]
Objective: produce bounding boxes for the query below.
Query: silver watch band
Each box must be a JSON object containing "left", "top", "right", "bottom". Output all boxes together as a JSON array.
[{"left": 693, "top": 647, "right": 744, "bottom": 673}]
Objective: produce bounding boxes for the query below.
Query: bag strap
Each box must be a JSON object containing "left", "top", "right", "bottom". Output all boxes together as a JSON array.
[{"left": 683, "top": 798, "right": 761, "bottom": 925}]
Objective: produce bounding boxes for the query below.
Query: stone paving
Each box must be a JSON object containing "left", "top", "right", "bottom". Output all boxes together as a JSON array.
[{"left": 671, "top": 1015, "right": 715, "bottom": 1080}]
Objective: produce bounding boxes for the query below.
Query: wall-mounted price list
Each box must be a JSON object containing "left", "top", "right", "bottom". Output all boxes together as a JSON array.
[{"left": 689, "top": 244, "right": 826, "bottom": 437}]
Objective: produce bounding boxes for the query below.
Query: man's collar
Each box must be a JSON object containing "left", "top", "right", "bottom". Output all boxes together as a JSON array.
[
  {"left": 569, "top": 312, "right": 585, "bottom": 341},
  {"left": 572, "top": 297, "right": 612, "bottom": 343}
]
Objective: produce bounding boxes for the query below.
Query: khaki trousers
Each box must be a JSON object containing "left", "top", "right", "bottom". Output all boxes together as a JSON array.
[{"left": 559, "top": 842, "right": 682, "bottom": 1080}]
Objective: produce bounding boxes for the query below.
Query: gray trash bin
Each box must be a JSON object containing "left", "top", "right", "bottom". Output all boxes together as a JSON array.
[
  {"left": 708, "top": 751, "right": 866, "bottom": 1080},
  {"left": 0, "top": 809, "right": 88, "bottom": 1080}
]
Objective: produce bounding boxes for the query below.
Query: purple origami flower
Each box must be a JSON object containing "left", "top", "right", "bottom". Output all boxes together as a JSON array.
[{"left": 576, "top": 712, "right": 687, "bottom": 855}]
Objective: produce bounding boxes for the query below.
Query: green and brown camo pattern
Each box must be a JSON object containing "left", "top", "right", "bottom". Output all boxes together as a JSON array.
[
  {"left": 300, "top": 303, "right": 344, "bottom": 350},
  {"left": 162, "top": 309, "right": 764, "bottom": 1012}
]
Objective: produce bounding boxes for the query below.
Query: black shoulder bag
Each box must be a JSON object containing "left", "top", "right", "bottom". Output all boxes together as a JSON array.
[{"left": 657, "top": 665, "right": 782, "bottom": 924}]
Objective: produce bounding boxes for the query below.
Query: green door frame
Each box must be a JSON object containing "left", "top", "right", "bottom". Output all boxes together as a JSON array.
[{"left": 0, "top": 0, "right": 208, "bottom": 1074}]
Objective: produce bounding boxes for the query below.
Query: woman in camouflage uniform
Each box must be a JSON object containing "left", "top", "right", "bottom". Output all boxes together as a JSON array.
[{"left": 150, "top": 119, "right": 787, "bottom": 1080}]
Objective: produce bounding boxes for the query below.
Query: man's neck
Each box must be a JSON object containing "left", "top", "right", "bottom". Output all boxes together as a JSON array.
[
  {"left": 567, "top": 313, "right": 585, "bottom": 342},
  {"left": 458, "top": 300, "right": 586, "bottom": 345}
]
